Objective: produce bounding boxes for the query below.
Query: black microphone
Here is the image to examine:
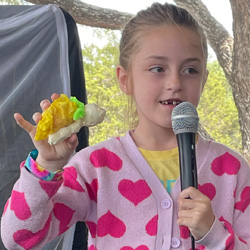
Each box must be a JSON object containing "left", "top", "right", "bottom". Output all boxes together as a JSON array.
[
  {"left": 171, "top": 102, "right": 199, "bottom": 250},
  {"left": 171, "top": 102, "right": 199, "bottom": 190}
]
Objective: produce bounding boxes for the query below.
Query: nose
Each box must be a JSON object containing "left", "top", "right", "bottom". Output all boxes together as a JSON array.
[{"left": 165, "top": 70, "right": 182, "bottom": 91}]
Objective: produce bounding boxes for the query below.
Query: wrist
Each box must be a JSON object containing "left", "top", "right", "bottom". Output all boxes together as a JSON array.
[
  {"left": 36, "top": 153, "right": 66, "bottom": 172},
  {"left": 25, "top": 149, "right": 63, "bottom": 181}
]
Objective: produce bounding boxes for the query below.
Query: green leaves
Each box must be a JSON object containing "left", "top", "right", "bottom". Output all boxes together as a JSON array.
[
  {"left": 198, "top": 61, "right": 241, "bottom": 152},
  {"left": 1, "top": 0, "right": 28, "bottom": 4},
  {"left": 82, "top": 29, "right": 126, "bottom": 145},
  {"left": 83, "top": 29, "right": 241, "bottom": 152}
]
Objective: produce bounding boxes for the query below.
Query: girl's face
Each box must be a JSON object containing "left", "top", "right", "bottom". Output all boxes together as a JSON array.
[{"left": 118, "top": 25, "right": 208, "bottom": 132}]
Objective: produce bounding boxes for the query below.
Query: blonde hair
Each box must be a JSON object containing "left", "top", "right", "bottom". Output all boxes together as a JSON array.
[{"left": 119, "top": 2, "right": 208, "bottom": 129}]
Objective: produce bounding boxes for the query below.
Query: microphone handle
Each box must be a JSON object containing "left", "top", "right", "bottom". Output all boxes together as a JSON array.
[
  {"left": 176, "top": 132, "right": 198, "bottom": 191},
  {"left": 176, "top": 132, "right": 198, "bottom": 250}
]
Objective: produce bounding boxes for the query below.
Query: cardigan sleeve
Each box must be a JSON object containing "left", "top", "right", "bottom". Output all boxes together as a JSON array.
[
  {"left": 1, "top": 162, "right": 91, "bottom": 250},
  {"left": 196, "top": 216, "right": 250, "bottom": 249},
  {"left": 197, "top": 154, "right": 250, "bottom": 250}
]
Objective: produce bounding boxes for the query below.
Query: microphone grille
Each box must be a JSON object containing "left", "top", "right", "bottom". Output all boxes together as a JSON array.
[{"left": 171, "top": 102, "right": 199, "bottom": 134}]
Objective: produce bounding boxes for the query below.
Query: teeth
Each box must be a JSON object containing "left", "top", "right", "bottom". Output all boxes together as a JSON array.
[{"left": 161, "top": 101, "right": 180, "bottom": 105}]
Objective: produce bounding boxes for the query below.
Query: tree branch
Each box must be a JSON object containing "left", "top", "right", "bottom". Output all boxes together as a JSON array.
[
  {"left": 26, "top": 0, "right": 133, "bottom": 29},
  {"left": 26, "top": 0, "right": 234, "bottom": 82},
  {"left": 174, "top": 0, "right": 233, "bottom": 82}
]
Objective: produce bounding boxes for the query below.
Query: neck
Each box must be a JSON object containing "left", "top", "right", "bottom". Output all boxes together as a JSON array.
[{"left": 131, "top": 126, "right": 177, "bottom": 151}]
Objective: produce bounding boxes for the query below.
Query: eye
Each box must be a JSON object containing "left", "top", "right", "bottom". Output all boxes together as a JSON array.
[
  {"left": 149, "top": 66, "right": 165, "bottom": 73},
  {"left": 183, "top": 67, "right": 198, "bottom": 74}
]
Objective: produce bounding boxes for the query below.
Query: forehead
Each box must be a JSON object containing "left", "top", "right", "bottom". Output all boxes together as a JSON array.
[{"left": 133, "top": 25, "right": 205, "bottom": 63}]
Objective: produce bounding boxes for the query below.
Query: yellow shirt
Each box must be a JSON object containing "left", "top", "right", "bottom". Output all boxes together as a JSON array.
[{"left": 139, "top": 147, "right": 180, "bottom": 193}]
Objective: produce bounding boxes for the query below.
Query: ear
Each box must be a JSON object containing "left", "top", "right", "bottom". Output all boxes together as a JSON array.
[{"left": 116, "top": 65, "right": 132, "bottom": 95}]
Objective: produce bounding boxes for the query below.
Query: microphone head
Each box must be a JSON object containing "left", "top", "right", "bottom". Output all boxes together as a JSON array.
[{"left": 171, "top": 102, "right": 199, "bottom": 134}]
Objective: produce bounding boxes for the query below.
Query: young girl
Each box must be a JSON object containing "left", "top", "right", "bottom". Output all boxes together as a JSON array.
[{"left": 1, "top": 2, "right": 250, "bottom": 250}]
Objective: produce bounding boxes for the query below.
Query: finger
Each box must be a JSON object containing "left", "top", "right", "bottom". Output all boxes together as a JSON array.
[
  {"left": 179, "top": 187, "right": 202, "bottom": 200},
  {"left": 51, "top": 93, "right": 60, "bottom": 101},
  {"left": 66, "top": 133, "right": 79, "bottom": 149},
  {"left": 39, "top": 94, "right": 60, "bottom": 112},
  {"left": 177, "top": 209, "right": 215, "bottom": 240},
  {"left": 178, "top": 205, "right": 202, "bottom": 217},
  {"left": 177, "top": 215, "right": 199, "bottom": 229},
  {"left": 32, "top": 112, "right": 42, "bottom": 124},
  {"left": 14, "top": 113, "right": 34, "bottom": 134},
  {"left": 40, "top": 99, "right": 51, "bottom": 112},
  {"left": 178, "top": 198, "right": 195, "bottom": 210}
]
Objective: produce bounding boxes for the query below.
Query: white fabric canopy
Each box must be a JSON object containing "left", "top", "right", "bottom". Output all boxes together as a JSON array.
[{"left": 0, "top": 5, "right": 78, "bottom": 250}]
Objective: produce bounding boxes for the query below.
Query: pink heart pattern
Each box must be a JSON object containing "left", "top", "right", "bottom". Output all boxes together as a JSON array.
[
  {"left": 3, "top": 198, "right": 9, "bottom": 215},
  {"left": 88, "top": 245, "right": 97, "bottom": 250},
  {"left": 63, "top": 166, "right": 85, "bottom": 192},
  {"left": 39, "top": 179, "right": 61, "bottom": 198},
  {"left": 145, "top": 215, "right": 158, "bottom": 236},
  {"left": 239, "top": 237, "right": 247, "bottom": 244},
  {"left": 118, "top": 179, "right": 152, "bottom": 206},
  {"left": 13, "top": 215, "right": 51, "bottom": 250},
  {"left": 97, "top": 210, "right": 126, "bottom": 238},
  {"left": 120, "top": 246, "right": 149, "bottom": 250},
  {"left": 219, "top": 217, "right": 235, "bottom": 250},
  {"left": 20, "top": 161, "right": 25, "bottom": 169},
  {"left": 85, "top": 178, "right": 98, "bottom": 202},
  {"left": 86, "top": 221, "right": 97, "bottom": 238},
  {"left": 179, "top": 226, "right": 190, "bottom": 239},
  {"left": 53, "top": 203, "right": 75, "bottom": 234},
  {"left": 212, "top": 152, "right": 240, "bottom": 176},
  {"left": 90, "top": 148, "right": 123, "bottom": 171},
  {"left": 234, "top": 186, "right": 250, "bottom": 212},
  {"left": 198, "top": 183, "right": 216, "bottom": 201},
  {"left": 10, "top": 190, "right": 31, "bottom": 220}
]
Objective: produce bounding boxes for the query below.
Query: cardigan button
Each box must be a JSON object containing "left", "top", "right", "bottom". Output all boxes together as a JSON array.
[
  {"left": 171, "top": 237, "right": 181, "bottom": 248},
  {"left": 161, "top": 198, "right": 172, "bottom": 209}
]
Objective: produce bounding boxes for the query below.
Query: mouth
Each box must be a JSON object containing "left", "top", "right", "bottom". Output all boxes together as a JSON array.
[{"left": 159, "top": 100, "right": 182, "bottom": 106}]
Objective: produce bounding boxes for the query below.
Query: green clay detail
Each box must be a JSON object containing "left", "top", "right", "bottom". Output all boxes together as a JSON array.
[{"left": 70, "top": 96, "right": 85, "bottom": 120}]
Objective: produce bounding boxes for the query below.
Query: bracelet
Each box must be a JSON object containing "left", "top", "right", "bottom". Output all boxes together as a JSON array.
[{"left": 25, "top": 149, "right": 63, "bottom": 181}]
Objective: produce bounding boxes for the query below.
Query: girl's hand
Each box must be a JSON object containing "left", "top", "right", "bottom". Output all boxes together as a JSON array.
[
  {"left": 177, "top": 187, "right": 215, "bottom": 241},
  {"left": 14, "top": 93, "right": 78, "bottom": 172}
]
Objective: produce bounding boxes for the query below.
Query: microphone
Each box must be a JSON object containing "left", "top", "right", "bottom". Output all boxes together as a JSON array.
[
  {"left": 171, "top": 102, "right": 199, "bottom": 250},
  {"left": 171, "top": 102, "right": 199, "bottom": 191}
]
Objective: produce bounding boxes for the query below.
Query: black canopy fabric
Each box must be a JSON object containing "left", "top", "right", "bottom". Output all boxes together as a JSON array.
[{"left": 0, "top": 5, "right": 88, "bottom": 250}]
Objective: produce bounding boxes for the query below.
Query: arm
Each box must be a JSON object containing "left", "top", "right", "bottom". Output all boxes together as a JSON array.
[
  {"left": 1, "top": 94, "right": 86, "bottom": 249},
  {"left": 1, "top": 161, "right": 91, "bottom": 250},
  {"left": 178, "top": 156, "right": 250, "bottom": 250}
]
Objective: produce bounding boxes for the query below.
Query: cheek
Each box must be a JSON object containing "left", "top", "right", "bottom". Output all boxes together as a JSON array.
[
  {"left": 186, "top": 84, "right": 203, "bottom": 106},
  {"left": 133, "top": 82, "right": 155, "bottom": 102},
  {"left": 193, "top": 90, "right": 203, "bottom": 106}
]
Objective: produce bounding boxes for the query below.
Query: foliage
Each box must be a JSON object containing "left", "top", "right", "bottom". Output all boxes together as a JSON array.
[
  {"left": 0, "top": 0, "right": 28, "bottom": 4},
  {"left": 198, "top": 61, "right": 241, "bottom": 152},
  {"left": 83, "top": 30, "right": 241, "bottom": 151},
  {"left": 83, "top": 29, "right": 127, "bottom": 145}
]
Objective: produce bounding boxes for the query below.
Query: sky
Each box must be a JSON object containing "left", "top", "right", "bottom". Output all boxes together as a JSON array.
[{"left": 77, "top": 0, "right": 233, "bottom": 57}]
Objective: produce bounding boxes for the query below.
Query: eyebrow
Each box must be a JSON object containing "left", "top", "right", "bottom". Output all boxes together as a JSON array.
[
  {"left": 183, "top": 57, "right": 202, "bottom": 64},
  {"left": 144, "top": 55, "right": 202, "bottom": 64}
]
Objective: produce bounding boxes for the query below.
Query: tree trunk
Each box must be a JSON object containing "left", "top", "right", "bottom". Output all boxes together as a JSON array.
[
  {"left": 229, "top": 0, "right": 250, "bottom": 162},
  {"left": 173, "top": 0, "right": 250, "bottom": 162},
  {"left": 173, "top": 0, "right": 233, "bottom": 81}
]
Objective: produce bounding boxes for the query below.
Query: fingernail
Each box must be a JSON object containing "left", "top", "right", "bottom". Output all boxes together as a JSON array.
[{"left": 41, "top": 100, "right": 49, "bottom": 107}]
